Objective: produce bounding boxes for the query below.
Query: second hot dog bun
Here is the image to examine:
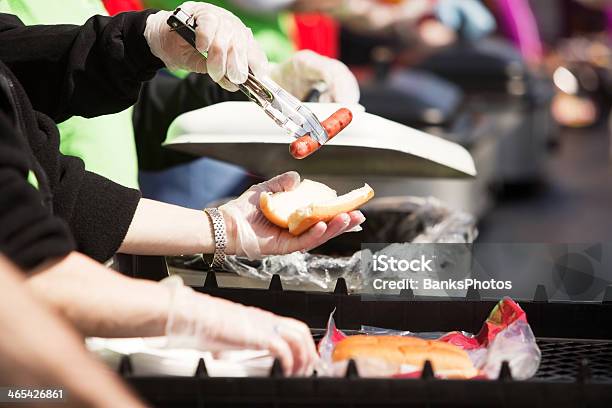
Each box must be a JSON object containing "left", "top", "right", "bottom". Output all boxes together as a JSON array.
[
  {"left": 332, "top": 335, "right": 479, "bottom": 379},
  {"left": 260, "top": 179, "right": 374, "bottom": 235}
]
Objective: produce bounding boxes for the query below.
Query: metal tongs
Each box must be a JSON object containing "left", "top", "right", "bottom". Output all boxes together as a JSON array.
[{"left": 167, "top": 8, "right": 329, "bottom": 144}]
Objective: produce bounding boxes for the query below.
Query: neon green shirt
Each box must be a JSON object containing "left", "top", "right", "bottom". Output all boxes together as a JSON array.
[
  {"left": 143, "top": 0, "right": 295, "bottom": 63},
  {"left": 0, "top": 0, "right": 139, "bottom": 188}
]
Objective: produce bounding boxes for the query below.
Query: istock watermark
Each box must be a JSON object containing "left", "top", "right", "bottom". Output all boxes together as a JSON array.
[
  {"left": 360, "top": 243, "right": 493, "bottom": 298},
  {"left": 372, "top": 277, "right": 512, "bottom": 291},
  {"left": 372, "top": 254, "right": 434, "bottom": 273},
  {"left": 358, "top": 243, "right": 612, "bottom": 302}
]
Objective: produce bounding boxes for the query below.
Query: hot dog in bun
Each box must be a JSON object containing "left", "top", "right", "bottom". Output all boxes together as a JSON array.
[{"left": 332, "top": 335, "right": 479, "bottom": 379}]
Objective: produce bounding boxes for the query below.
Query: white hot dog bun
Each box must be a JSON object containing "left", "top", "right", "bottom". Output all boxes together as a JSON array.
[
  {"left": 260, "top": 179, "right": 374, "bottom": 236},
  {"left": 332, "top": 335, "right": 479, "bottom": 379}
]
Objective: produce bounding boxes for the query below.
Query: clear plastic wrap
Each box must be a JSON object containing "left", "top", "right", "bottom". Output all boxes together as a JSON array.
[
  {"left": 410, "top": 197, "right": 478, "bottom": 243},
  {"left": 317, "top": 297, "right": 541, "bottom": 380},
  {"left": 224, "top": 252, "right": 359, "bottom": 289},
  {"left": 218, "top": 196, "right": 477, "bottom": 290},
  {"left": 481, "top": 319, "right": 541, "bottom": 380}
]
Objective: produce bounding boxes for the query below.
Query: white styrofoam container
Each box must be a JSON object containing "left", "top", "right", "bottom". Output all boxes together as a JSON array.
[
  {"left": 164, "top": 102, "right": 476, "bottom": 178},
  {"left": 86, "top": 337, "right": 273, "bottom": 377}
]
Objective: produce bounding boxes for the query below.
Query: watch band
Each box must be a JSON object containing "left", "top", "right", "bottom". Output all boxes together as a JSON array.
[{"left": 203, "top": 208, "right": 227, "bottom": 269}]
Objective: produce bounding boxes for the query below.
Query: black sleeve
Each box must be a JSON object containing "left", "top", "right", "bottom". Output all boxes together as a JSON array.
[
  {"left": 0, "top": 11, "right": 164, "bottom": 123},
  {"left": 53, "top": 163, "right": 142, "bottom": 264},
  {"left": 0, "top": 112, "right": 75, "bottom": 270},
  {"left": 133, "top": 71, "right": 248, "bottom": 171}
]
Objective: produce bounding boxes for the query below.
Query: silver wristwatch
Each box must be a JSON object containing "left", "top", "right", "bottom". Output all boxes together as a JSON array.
[{"left": 203, "top": 208, "right": 227, "bottom": 269}]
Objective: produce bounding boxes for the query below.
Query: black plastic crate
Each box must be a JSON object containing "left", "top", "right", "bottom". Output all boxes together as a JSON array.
[
  {"left": 126, "top": 376, "right": 612, "bottom": 408},
  {"left": 124, "top": 342, "right": 612, "bottom": 408},
  {"left": 192, "top": 272, "right": 612, "bottom": 340},
  {"left": 123, "top": 270, "right": 612, "bottom": 407}
]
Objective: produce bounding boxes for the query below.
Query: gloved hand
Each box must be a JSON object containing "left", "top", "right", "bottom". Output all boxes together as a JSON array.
[
  {"left": 163, "top": 275, "right": 318, "bottom": 376},
  {"left": 219, "top": 171, "right": 366, "bottom": 260},
  {"left": 435, "top": 0, "right": 496, "bottom": 41},
  {"left": 144, "top": 1, "right": 268, "bottom": 91},
  {"left": 270, "top": 50, "right": 360, "bottom": 103}
]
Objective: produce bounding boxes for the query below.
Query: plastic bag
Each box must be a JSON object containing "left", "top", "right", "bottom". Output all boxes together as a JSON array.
[
  {"left": 220, "top": 196, "right": 477, "bottom": 290},
  {"left": 315, "top": 196, "right": 477, "bottom": 254},
  {"left": 224, "top": 252, "right": 359, "bottom": 289},
  {"left": 481, "top": 319, "right": 541, "bottom": 380},
  {"left": 317, "top": 297, "right": 541, "bottom": 380},
  {"left": 410, "top": 197, "right": 478, "bottom": 243}
]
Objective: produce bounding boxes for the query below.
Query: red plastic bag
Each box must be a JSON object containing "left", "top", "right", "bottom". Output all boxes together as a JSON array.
[{"left": 318, "top": 297, "right": 540, "bottom": 380}]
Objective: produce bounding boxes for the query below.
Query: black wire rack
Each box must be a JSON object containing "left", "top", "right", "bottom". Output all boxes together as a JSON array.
[
  {"left": 121, "top": 268, "right": 612, "bottom": 407},
  {"left": 535, "top": 339, "right": 612, "bottom": 383}
]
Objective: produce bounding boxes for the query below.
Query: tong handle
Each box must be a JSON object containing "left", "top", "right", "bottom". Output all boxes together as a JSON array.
[{"left": 167, "top": 10, "right": 273, "bottom": 107}]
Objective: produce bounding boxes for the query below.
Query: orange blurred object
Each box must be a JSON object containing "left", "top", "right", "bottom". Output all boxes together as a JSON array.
[{"left": 551, "top": 93, "right": 598, "bottom": 128}]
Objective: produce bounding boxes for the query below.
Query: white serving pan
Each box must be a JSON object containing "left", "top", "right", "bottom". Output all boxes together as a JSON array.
[
  {"left": 86, "top": 337, "right": 273, "bottom": 377},
  {"left": 164, "top": 102, "right": 476, "bottom": 178}
]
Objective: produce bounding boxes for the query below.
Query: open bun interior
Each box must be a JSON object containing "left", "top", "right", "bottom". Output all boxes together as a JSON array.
[{"left": 260, "top": 179, "right": 374, "bottom": 235}]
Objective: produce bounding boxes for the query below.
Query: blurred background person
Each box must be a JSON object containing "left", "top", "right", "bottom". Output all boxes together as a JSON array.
[
  {"left": 487, "top": 0, "right": 544, "bottom": 65},
  {"left": 525, "top": 0, "right": 612, "bottom": 128}
]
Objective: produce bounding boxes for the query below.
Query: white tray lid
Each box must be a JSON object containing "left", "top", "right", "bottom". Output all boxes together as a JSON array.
[{"left": 164, "top": 102, "right": 476, "bottom": 178}]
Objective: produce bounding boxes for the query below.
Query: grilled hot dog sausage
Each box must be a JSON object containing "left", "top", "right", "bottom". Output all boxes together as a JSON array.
[{"left": 290, "top": 108, "right": 353, "bottom": 159}]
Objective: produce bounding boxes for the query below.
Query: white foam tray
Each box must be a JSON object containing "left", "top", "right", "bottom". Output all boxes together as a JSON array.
[
  {"left": 86, "top": 337, "right": 273, "bottom": 377},
  {"left": 164, "top": 102, "right": 476, "bottom": 178}
]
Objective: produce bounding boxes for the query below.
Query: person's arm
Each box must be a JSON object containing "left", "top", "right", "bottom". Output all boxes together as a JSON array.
[
  {"left": 133, "top": 71, "right": 248, "bottom": 172},
  {"left": 0, "top": 13, "right": 151, "bottom": 266},
  {"left": 119, "top": 199, "right": 215, "bottom": 256},
  {"left": 118, "top": 173, "right": 365, "bottom": 258},
  {"left": 52, "top": 160, "right": 143, "bottom": 263},
  {"left": 133, "top": 48, "right": 360, "bottom": 172},
  {"left": 0, "top": 11, "right": 164, "bottom": 123},
  {"left": 27, "top": 251, "right": 318, "bottom": 375},
  {"left": 0, "top": 256, "right": 146, "bottom": 408},
  {"left": 28, "top": 252, "right": 171, "bottom": 337}
]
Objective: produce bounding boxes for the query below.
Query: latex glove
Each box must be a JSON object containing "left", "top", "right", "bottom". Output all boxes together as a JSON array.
[
  {"left": 435, "top": 0, "right": 496, "bottom": 41},
  {"left": 220, "top": 171, "right": 366, "bottom": 260},
  {"left": 163, "top": 275, "right": 318, "bottom": 376},
  {"left": 144, "top": 1, "right": 268, "bottom": 91},
  {"left": 270, "top": 50, "right": 360, "bottom": 103}
]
